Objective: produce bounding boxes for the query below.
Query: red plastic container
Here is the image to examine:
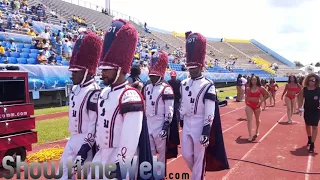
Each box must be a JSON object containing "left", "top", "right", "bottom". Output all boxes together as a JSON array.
[{"left": 0, "top": 71, "right": 38, "bottom": 166}]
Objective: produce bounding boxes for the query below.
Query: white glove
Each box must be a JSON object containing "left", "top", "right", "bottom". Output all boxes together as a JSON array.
[
  {"left": 200, "top": 135, "right": 209, "bottom": 147},
  {"left": 158, "top": 130, "right": 168, "bottom": 139}
]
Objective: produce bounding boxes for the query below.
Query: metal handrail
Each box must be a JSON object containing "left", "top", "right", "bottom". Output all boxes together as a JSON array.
[{"left": 60, "top": 0, "right": 143, "bottom": 25}]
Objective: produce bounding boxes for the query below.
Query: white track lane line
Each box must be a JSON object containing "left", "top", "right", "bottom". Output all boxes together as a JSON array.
[{"left": 222, "top": 113, "right": 287, "bottom": 180}]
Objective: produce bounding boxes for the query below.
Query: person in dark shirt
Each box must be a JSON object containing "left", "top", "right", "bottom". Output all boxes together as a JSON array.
[
  {"left": 48, "top": 53, "right": 56, "bottom": 65},
  {"left": 236, "top": 74, "right": 242, "bottom": 102},
  {"left": 127, "top": 65, "right": 143, "bottom": 91},
  {"left": 299, "top": 73, "right": 320, "bottom": 153},
  {"left": 167, "top": 70, "right": 181, "bottom": 158},
  {"left": 168, "top": 70, "right": 181, "bottom": 104}
]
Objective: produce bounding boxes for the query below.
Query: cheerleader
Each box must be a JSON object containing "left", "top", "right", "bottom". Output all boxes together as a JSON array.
[
  {"left": 281, "top": 75, "right": 302, "bottom": 123},
  {"left": 268, "top": 78, "right": 279, "bottom": 107},
  {"left": 245, "top": 75, "right": 269, "bottom": 142},
  {"left": 296, "top": 76, "right": 305, "bottom": 113},
  {"left": 260, "top": 79, "right": 268, "bottom": 110},
  {"left": 298, "top": 73, "right": 320, "bottom": 153}
]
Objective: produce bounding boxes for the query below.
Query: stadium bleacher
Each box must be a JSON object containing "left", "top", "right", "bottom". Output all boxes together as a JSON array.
[{"left": 0, "top": 0, "right": 302, "bottom": 91}]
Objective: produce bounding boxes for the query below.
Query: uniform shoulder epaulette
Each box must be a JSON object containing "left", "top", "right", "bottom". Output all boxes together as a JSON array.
[
  {"left": 162, "top": 85, "right": 174, "bottom": 100},
  {"left": 87, "top": 89, "right": 101, "bottom": 112},
  {"left": 119, "top": 87, "right": 144, "bottom": 115},
  {"left": 203, "top": 83, "right": 217, "bottom": 103},
  {"left": 205, "top": 77, "right": 213, "bottom": 84},
  {"left": 71, "top": 85, "right": 77, "bottom": 92}
]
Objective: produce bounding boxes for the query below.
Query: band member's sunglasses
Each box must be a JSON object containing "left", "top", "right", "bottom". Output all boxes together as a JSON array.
[{"left": 309, "top": 79, "right": 316, "bottom": 82}]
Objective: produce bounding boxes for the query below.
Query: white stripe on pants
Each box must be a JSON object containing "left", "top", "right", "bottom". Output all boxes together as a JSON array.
[
  {"left": 181, "top": 133, "right": 206, "bottom": 180},
  {"left": 149, "top": 134, "right": 166, "bottom": 165}
]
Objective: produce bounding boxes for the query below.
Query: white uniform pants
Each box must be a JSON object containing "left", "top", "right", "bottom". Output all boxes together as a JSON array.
[
  {"left": 149, "top": 134, "right": 166, "bottom": 165},
  {"left": 181, "top": 131, "right": 206, "bottom": 180},
  {"left": 58, "top": 134, "right": 93, "bottom": 180}
]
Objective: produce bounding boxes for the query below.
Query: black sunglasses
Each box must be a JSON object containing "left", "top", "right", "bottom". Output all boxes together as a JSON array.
[{"left": 309, "top": 79, "right": 316, "bottom": 82}]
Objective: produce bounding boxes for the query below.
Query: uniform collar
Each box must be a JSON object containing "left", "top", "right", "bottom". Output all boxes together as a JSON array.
[
  {"left": 80, "top": 79, "right": 95, "bottom": 88},
  {"left": 152, "top": 81, "right": 163, "bottom": 87},
  {"left": 192, "top": 75, "right": 204, "bottom": 81},
  {"left": 111, "top": 81, "right": 128, "bottom": 91}
]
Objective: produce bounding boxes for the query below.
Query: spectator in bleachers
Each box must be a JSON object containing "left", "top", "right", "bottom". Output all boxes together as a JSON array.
[
  {"left": 47, "top": 53, "right": 56, "bottom": 65},
  {"left": 57, "top": 30, "right": 64, "bottom": 39},
  {"left": 7, "top": 39, "right": 17, "bottom": 52},
  {"left": 22, "top": 21, "right": 30, "bottom": 32},
  {"left": 91, "top": 22, "right": 95, "bottom": 31},
  {"left": 43, "top": 46, "right": 50, "bottom": 58},
  {"left": 6, "top": 12, "right": 12, "bottom": 29},
  {"left": 40, "top": 29, "right": 50, "bottom": 40},
  {"left": 37, "top": 51, "right": 47, "bottom": 64},
  {"left": 13, "top": 21, "right": 21, "bottom": 31},
  {"left": 55, "top": 36, "right": 62, "bottom": 55},
  {"left": 13, "top": 0, "right": 20, "bottom": 11},
  {"left": 50, "top": 9, "right": 57, "bottom": 18},
  {"left": 22, "top": 0, "right": 27, "bottom": 7},
  {"left": 0, "top": 43, "right": 7, "bottom": 60},
  {"left": 25, "top": 5, "right": 32, "bottom": 14},
  {"left": 62, "top": 38, "right": 72, "bottom": 60},
  {"left": 0, "top": 25, "right": 5, "bottom": 32},
  {"left": 27, "top": 29, "right": 36, "bottom": 36}
]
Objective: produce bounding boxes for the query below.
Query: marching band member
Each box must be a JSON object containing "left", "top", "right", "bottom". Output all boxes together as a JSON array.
[
  {"left": 180, "top": 32, "right": 229, "bottom": 180},
  {"left": 88, "top": 19, "right": 154, "bottom": 180},
  {"left": 143, "top": 50, "right": 179, "bottom": 171},
  {"left": 58, "top": 31, "right": 103, "bottom": 180}
]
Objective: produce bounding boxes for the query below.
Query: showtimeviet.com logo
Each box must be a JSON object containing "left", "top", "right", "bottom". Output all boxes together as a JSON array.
[{"left": 1, "top": 156, "right": 168, "bottom": 179}]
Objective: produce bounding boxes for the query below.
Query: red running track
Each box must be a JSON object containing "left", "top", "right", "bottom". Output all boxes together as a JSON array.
[
  {"left": 2, "top": 86, "right": 320, "bottom": 179},
  {"left": 167, "top": 87, "right": 320, "bottom": 180}
]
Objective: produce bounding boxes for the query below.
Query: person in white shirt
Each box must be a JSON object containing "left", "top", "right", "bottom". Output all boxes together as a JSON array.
[
  {"left": 40, "top": 29, "right": 50, "bottom": 40},
  {"left": 240, "top": 75, "right": 248, "bottom": 101}
]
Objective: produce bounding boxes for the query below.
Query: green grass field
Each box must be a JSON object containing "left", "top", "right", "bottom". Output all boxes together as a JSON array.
[
  {"left": 35, "top": 117, "right": 70, "bottom": 144},
  {"left": 217, "top": 82, "right": 286, "bottom": 100},
  {"left": 34, "top": 82, "right": 287, "bottom": 144},
  {"left": 35, "top": 106, "right": 69, "bottom": 116}
]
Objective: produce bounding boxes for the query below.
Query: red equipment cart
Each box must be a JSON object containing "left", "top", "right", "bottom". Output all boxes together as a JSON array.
[{"left": 0, "top": 71, "right": 38, "bottom": 167}]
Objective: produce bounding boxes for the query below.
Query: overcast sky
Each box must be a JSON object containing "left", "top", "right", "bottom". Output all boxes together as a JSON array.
[{"left": 90, "top": 0, "right": 318, "bottom": 65}]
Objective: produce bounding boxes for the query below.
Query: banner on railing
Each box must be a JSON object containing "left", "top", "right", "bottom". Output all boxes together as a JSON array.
[
  {"left": 32, "top": 21, "right": 62, "bottom": 34},
  {"left": 0, "top": 32, "right": 33, "bottom": 44},
  {"left": 172, "top": 31, "right": 185, "bottom": 38},
  {"left": 224, "top": 38, "right": 250, "bottom": 43}
]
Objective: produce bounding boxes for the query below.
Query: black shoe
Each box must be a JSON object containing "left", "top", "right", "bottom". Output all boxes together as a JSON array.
[
  {"left": 309, "top": 143, "right": 314, "bottom": 153},
  {"left": 308, "top": 136, "right": 312, "bottom": 146}
]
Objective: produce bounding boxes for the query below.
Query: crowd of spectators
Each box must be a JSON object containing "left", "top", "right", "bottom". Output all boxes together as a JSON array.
[{"left": 0, "top": 0, "right": 266, "bottom": 74}]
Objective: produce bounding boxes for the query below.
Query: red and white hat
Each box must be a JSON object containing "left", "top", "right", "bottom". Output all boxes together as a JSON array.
[
  {"left": 185, "top": 33, "right": 207, "bottom": 68},
  {"left": 99, "top": 19, "right": 138, "bottom": 74},
  {"left": 149, "top": 50, "right": 168, "bottom": 78},
  {"left": 69, "top": 31, "right": 103, "bottom": 83},
  {"left": 170, "top": 70, "right": 177, "bottom": 77}
]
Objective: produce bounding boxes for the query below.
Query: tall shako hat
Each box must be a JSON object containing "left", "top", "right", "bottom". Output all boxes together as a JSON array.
[
  {"left": 149, "top": 50, "right": 168, "bottom": 78},
  {"left": 185, "top": 32, "right": 207, "bottom": 68},
  {"left": 99, "top": 19, "right": 138, "bottom": 84},
  {"left": 69, "top": 30, "right": 103, "bottom": 84}
]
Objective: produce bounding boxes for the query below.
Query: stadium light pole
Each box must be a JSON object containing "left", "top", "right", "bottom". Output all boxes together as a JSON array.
[{"left": 105, "top": 0, "right": 110, "bottom": 14}]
